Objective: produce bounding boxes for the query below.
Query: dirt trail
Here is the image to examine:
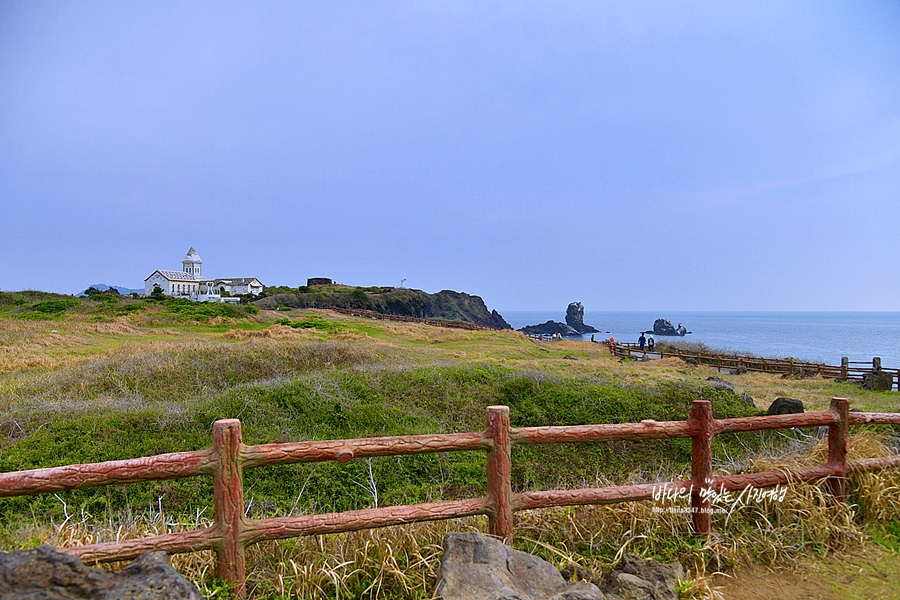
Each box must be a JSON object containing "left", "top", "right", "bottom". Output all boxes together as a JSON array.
[
  {"left": 712, "top": 547, "right": 900, "bottom": 600},
  {"left": 713, "top": 565, "right": 836, "bottom": 599}
]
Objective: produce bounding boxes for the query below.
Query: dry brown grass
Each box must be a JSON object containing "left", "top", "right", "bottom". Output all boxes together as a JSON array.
[
  {"left": 221, "top": 325, "right": 325, "bottom": 341},
  {"left": 10, "top": 431, "right": 896, "bottom": 599},
  {"left": 0, "top": 320, "right": 94, "bottom": 373},
  {"left": 1, "top": 338, "right": 384, "bottom": 418},
  {"left": 2, "top": 311, "right": 898, "bottom": 599}
]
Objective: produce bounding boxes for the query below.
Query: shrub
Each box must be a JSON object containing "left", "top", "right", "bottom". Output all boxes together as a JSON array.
[
  {"left": 159, "top": 298, "right": 255, "bottom": 322},
  {"left": 275, "top": 316, "right": 344, "bottom": 332},
  {"left": 32, "top": 299, "right": 80, "bottom": 314},
  {"left": 84, "top": 287, "right": 119, "bottom": 297}
]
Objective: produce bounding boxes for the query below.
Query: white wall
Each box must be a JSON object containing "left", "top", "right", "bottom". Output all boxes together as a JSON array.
[{"left": 144, "top": 273, "right": 171, "bottom": 296}]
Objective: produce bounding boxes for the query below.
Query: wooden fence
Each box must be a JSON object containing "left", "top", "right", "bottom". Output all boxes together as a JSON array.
[
  {"left": 610, "top": 342, "right": 900, "bottom": 390},
  {"left": 2, "top": 401, "right": 900, "bottom": 597}
]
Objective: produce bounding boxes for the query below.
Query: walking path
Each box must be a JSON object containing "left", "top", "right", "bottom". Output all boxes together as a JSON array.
[{"left": 607, "top": 341, "right": 899, "bottom": 390}]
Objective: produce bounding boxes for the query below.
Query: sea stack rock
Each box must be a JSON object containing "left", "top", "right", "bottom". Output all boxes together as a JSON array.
[
  {"left": 519, "top": 320, "right": 580, "bottom": 336},
  {"left": 652, "top": 319, "right": 687, "bottom": 336},
  {"left": 565, "top": 302, "right": 599, "bottom": 334}
]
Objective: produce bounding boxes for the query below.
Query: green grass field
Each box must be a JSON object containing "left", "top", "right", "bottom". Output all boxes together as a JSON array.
[{"left": 1, "top": 292, "right": 898, "bottom": 598}]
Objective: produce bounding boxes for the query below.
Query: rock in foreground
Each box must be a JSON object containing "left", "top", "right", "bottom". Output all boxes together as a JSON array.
[
  {"left": 767, "top": 397, "right": 804, "bottom": 415},
  {"left": 862, "top": 360, "right": 894, "bottom": 391},
  {"left": 0, "top": 546, "right": 204, "bottom": 600},
  {"left": 435, "top": 532, "right": 603, "bottom": 600},
  {"left": 601, "top": 554, "right": 684, "bottom": 600}
]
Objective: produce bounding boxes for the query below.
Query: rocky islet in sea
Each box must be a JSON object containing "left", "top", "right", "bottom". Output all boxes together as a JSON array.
[
  {"left": 647, "top": 318, "right": 689, "bottom": 336},
  {"left": 519, "top": 302, "right": 600, "bottom": 337}
]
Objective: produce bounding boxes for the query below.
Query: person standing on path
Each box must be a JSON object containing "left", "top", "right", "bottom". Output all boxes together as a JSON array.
[
  {"left": 638, "top": 333, "right": 646, "bottom": 352},
  {"left": 648, "top": 335, "right": 655, "bottom": 352}
]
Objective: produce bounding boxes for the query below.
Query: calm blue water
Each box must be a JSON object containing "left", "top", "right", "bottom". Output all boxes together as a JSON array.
[{"left": 501, "top": 311, "right": 900, "bottom": 368}]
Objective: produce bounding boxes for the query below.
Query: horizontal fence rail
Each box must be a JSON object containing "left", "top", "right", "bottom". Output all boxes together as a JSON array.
[
  {"left": 609, "top": 341, "right": 900, "bottom": 391},
  {"left": 2, "top": 400, "right": 900, "bottom": 596}
]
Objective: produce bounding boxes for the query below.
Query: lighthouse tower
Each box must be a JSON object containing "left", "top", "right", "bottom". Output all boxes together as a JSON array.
[{"left": 182, "top": 247, "right": 203, "bottom": 279}]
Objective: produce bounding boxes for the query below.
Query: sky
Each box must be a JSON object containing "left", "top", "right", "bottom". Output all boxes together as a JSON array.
[{"left": 1, "top": 1, "right": 899, "bottom": 312}]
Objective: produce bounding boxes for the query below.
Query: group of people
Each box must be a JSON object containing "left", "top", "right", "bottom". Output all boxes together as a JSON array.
[{"left": 638, "top": 332, "right": 655, "bottom": 352}]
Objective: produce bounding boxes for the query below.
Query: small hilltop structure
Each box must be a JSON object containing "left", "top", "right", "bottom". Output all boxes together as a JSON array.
[{"left": 144, "top": 248, "right": 264, "bottom": 303}]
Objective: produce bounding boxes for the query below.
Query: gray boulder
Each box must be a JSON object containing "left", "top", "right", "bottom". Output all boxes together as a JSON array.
[
  {"left": 767, "top": 397, "right": 804, "bottom": 415},
  {"left": 740, "top": 392, "right": 755, "bottom": 406},
  {"left": 434, "top": 532, "right": 604, "bottom": 600},
  {"left": 566, "top": 302, "right": 600, "bottom": 334},
  {"left": 705, "top": 376, "right": 734, "bottom": 391},
  {"left": 862, "top": 369, "right": 894, "bottom": 391},
  {"left": 601, "top": 554, "right": 684, "bottom": 600},
  {"left": 787, "top": 366, "right": 818, "bottom": 379},
  {"left": 0, "top": 546, "right": 204, "bottom": 599}
]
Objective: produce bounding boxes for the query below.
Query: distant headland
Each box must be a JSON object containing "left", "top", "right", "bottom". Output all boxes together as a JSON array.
[
  {"left": 257, "top": 282, "right": 512, "bottom": 330},
  {"left": 74, "top": 247, "right": 512, "bottom": 330}
]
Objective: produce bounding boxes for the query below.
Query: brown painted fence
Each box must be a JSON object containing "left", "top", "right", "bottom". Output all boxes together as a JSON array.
[
  {"left": 2, "top": 401, "right": 900, "bottom": 597},
  {"left": 610, "top": 341, "right": 900, "bottom": 390}
]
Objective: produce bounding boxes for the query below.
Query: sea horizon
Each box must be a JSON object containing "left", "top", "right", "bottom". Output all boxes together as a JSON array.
[{"left": 500, "top": 310, "right": 900, "bottom": 369}]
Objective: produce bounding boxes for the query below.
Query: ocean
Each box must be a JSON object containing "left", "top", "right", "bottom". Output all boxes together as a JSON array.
[{"left": 500, "top": 311, "right": 900, "bottom": 369}]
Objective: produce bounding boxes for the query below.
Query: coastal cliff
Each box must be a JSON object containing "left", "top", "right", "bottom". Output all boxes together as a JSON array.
[{"left": 255, "top": 285, "right": 511, "bottom": 329}]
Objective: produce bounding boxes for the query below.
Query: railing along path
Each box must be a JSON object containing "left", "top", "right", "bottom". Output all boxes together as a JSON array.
[
  {"left": 609, "top": 341, "right": 900, "bottom": 390},
  {"left": 2, "top": 400, "right": 900, "bottom": 596}
]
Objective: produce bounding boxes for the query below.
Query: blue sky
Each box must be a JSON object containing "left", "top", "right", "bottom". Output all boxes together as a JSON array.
[{"left": 1, "top": 1, "right": 898, "bottom": 311}]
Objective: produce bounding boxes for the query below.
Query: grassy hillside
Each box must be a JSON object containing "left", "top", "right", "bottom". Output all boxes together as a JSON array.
[
  {"left": 0, "top": 302, "right": 898, "bottom": 598},
  {"left": 255, "top": 284, "right": 511, "bottom": 328}
]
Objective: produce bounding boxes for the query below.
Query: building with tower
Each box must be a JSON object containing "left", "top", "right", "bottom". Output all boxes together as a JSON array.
[{"left": 144, "top": 248, "right": 263, "bottom": 301}]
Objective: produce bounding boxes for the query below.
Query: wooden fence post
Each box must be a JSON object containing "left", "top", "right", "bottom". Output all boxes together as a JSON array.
[
  {"left": 212, "top": 419, "right": 246, "bottom": 597},
  {"left": 841, "top": 357, "right": 848, "bottom": 381},
  {"left": 690, "top": 400, "right": 713, "bottom": 536},
  {"left": 486, "top": 406, "right": 513, "bottom": 544},
  {"left": 827, "top": 398, "right": 850, "bottom": 502}
]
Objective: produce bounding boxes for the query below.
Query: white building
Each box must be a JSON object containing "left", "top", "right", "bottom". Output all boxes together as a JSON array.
[
  {"left": 213, "top": 277, "right": 264, "bottom": 296},
  {"left": 144, "top": 248, "right": 263, "bottom": 302}
]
